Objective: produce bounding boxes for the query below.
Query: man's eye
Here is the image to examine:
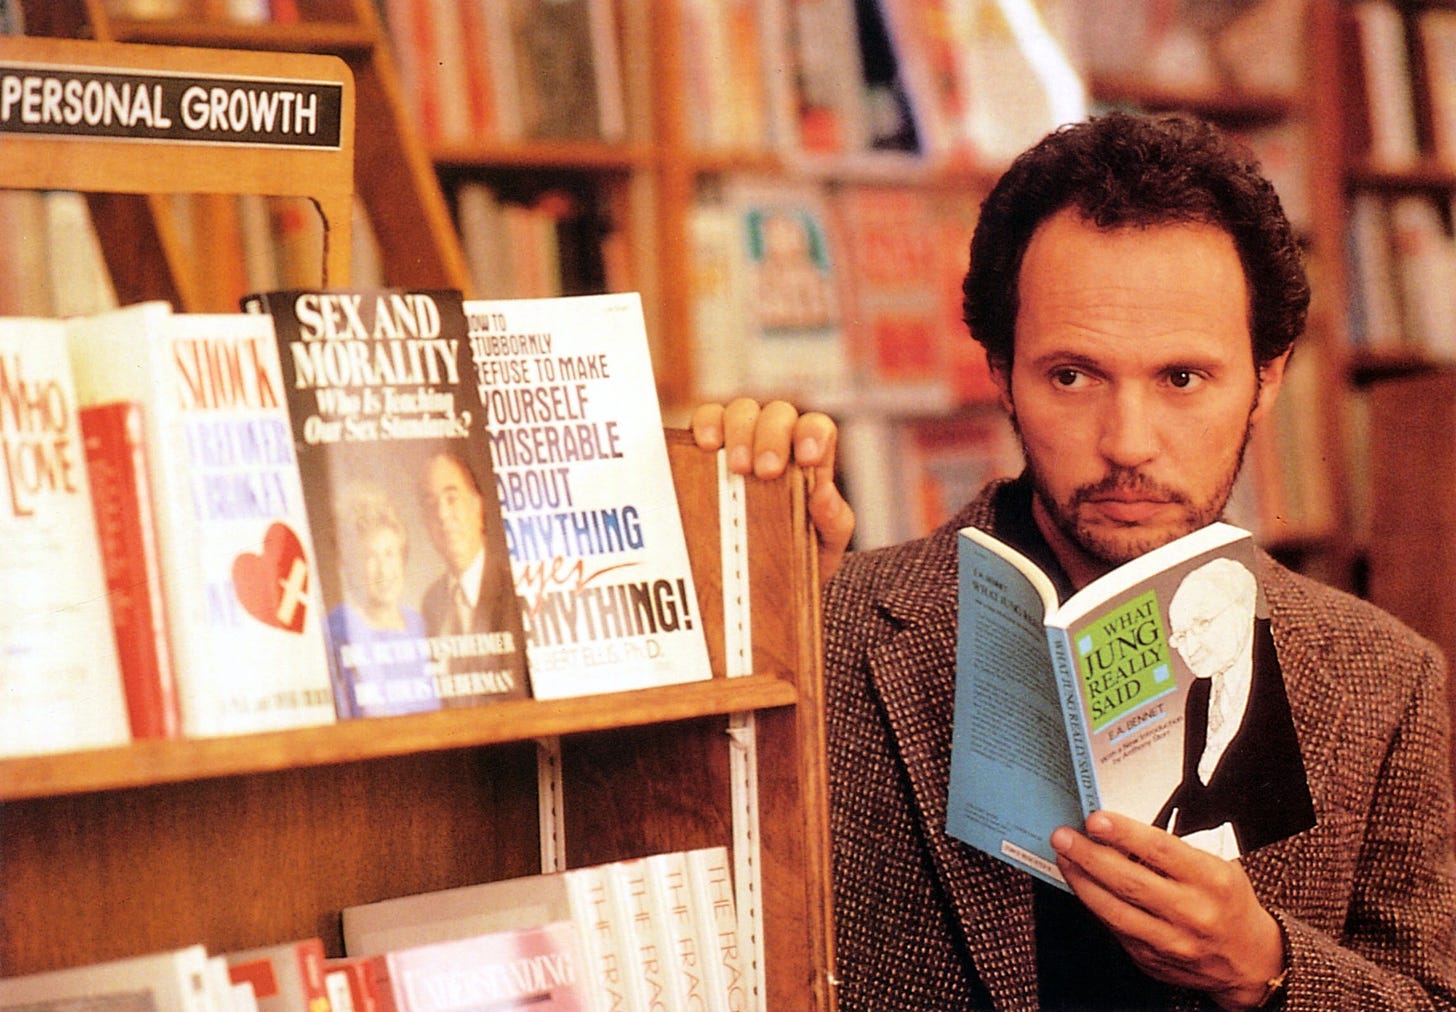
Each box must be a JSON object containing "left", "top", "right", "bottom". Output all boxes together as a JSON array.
[
  {"left": 1167, "top": 370, "right": 1201, "bottom": 389},
  {"left": 1052, "top": 369, "right": 1083, "bottom": 387}
]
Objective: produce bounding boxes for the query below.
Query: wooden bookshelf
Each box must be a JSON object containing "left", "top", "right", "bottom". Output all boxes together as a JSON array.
[
  {"left": 18, "top": 0, "right": 471, "bottom": 302},
  {"left": 1306, "top": 0, "right": 1456, "bottom": 596},
  {"left": 0, "top": 431, "right": 838, "bottom": 1010},
  {"left": 0, "top": 29, "right": 836, "bottom": 1003}
]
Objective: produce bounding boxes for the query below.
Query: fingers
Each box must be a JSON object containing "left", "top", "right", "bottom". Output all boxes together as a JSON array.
[
  {"left": 708, "top": 398, "right": 832, "bottom": 480},
  {"left": 721, "top": 397, "right": 766, "bottom": 474},
  {"left": 688, "top": 398, "right": 855, "bottom": 579},
  {"left": 690, "top": 402, "right": 727, "bottom": 451},
  {"left": 1050, "top": 819, "right": 1178, "bottom": 919},
  {"left": 1051, "top": 813, "right": 1284, "bottom": 1003},
  {"left": 804, "top": 422, "right": 852, "bottom": 580},
  {"left": 752, "top": 400, "right": 802, "bottom": 477}
]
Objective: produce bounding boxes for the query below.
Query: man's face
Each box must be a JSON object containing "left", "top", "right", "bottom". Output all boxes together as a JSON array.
[
  {"left": 419, "top": 454, "right": 485, "bottom": 576},
  {"left": 1168, "top": 563, "right": 1257, "bottom": 679},
  {"left": 994, "top": 209, "right": 1288, "bottom": 585}
]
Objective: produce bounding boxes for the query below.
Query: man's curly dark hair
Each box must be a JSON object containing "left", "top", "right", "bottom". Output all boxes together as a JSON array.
[{"left": 962, "top": 111, "right": 1310, "bottom": 371}]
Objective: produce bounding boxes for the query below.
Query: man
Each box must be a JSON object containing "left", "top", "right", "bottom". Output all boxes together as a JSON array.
[
  {"left": 418, "top": 448, "right": 496, "bottom": 637},
  {"left": 1153, "top": 557, "right": 1313, "bottom": 859},
  {"left": 415, "top": 446, "right": 527, "bottom": 701},
  {"left": 693, "top": 113, "right": 1456, "bottom": 1008}
]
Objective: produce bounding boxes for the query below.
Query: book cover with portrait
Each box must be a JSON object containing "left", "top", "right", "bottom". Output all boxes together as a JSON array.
[
  {"left": 246, "top": 288, "right": 529, "bottom": 717},
  {"left": 948, "top": 521, "right": 1315, "bottom": 890}
]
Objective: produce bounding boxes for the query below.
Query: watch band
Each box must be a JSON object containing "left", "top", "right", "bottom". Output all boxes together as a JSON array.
[{"left": 1254, "top": 962, "right": 1290, "bottom": 1008}]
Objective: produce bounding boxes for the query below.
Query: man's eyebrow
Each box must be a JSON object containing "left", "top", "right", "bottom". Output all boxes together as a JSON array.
[{"left": 1022, "top": 350, "right": 1101, "bottom": 370}]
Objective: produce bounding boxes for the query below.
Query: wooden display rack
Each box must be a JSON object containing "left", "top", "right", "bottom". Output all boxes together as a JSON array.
[
  {"left": 0, "top": 432, "right": 838, "bottom": 1010},
  {"left": 0, "top": 33, "right": 354, "bottom": 302},
  {"left": 0, "top": 30, "right": 843, "bottom": 1009}
]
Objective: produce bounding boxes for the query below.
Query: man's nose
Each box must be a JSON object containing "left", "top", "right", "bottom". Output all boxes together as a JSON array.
[{"left": 1097, "top": 385, "right": 1158, "bottom": 469}]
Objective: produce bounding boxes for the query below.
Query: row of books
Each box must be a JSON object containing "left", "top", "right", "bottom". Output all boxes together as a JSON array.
[
  {"left": 376, "top": 0, "right": 1087, "bottom": 168},
  {"left": 688, "top": 177, "right": 997, "bottom": 416},
  {"left": 0, "top": 190, "right": 116, "bottom": 320},
  {"left": 701, "top": 0, "right": 1093, "bottom": 168},
  {"left": 454, "top": 181, "right": 627, "bottom": 301},
  {"left": 0, "top": 938, "right": 325, "bottom": 1012},
  {"left": 0, "top": 189, "right": 385, "bottom": 320},
  {"left": 0, "top": 846, "right": 746, "bottom": 1011},
  {"left": 385, "top": 0, "right": 627, "bottom": 148},
  {"left": 167, "top": 194, "right": 385, "bottom": 310},
  {"left": 1075, "top": 0, "right": 1305, "bottom": 99},
  {"left": 103, "top": 0, "right": 296, "bottom": 23},
  {"left": 3, "top": 289, "right": 713, "bottom": 758},
  {"left": 1346, "top": 0, "right": 1456, "bottom": 170},
  {"left": 342, "top": 846, "right": 748, "bottom": 1012},
  {"left": 1346, "top": 189, "right": 1456, "bottom": 358}
]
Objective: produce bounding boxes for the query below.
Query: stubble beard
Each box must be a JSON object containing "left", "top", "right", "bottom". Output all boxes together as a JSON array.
[{"left": 1014, "top": 416, "right": 1254, "bottom": 569}]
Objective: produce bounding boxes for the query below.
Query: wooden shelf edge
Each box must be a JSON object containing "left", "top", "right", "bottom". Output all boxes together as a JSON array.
[
  {"left": 105, "top": 18, "right": 376, "bottom": 56},
  {"left": 0, "top": 673, "right": 799, "bottom": 802},
  {"left": 431, "top": 141, "right": 656, "bottom": 173},
  {"left": 1089, "top": 72, "right": 1300, "bottom": 124},
  {"left": 1347, "top": 158, "right": 1456, "bottom": 190}
]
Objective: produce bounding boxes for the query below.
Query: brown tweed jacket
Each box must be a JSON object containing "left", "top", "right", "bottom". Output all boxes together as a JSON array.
[{"left": 824, "top": 480, "right": 1456, "bottom": 1010}]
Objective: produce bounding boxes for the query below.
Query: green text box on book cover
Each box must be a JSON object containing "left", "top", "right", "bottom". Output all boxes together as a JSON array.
[{"left": 1075, "top": 589, "right": 1175, "bottom": 733}]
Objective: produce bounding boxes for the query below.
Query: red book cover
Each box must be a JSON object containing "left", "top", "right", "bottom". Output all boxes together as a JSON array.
[
  {"left": 326, "top": 957, "right": 388, "bottom": 1012},
  {"left": 80, "top": 400, "right": 180, "bottom": 740},
  {"left": 456, "top": 0, "right": 498, "bottom": 138},
  {"left": 226, "top": 937, "right": 330, "bottom": 1012}
]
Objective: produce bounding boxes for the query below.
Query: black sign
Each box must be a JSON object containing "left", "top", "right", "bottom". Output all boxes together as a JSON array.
[{"left": 0, "top": 65, "right": 344, "bottom": 148}]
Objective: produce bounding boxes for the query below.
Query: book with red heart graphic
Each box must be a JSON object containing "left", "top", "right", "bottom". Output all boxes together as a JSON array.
[
  {"left": 243, "top": 287, "right": 530, "bottom": 717},
  {"left": 67, "top": 301, "right": 336, "bottom": 738}
]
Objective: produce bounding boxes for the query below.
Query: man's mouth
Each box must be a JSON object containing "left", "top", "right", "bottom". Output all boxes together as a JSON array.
[{"left": 1084, "top": 494, "right": 1174, "bottom": 525}]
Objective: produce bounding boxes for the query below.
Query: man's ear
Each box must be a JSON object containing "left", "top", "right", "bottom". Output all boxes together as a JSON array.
[
  {"left": 1250, "top": 349, "right": 1293, "bottom": 426},
  {"left": 990, "top": 358, "right": 1014, "bottom": 417}
]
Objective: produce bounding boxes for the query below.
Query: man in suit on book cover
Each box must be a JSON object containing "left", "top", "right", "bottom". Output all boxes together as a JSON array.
[
  {"left": 1153, "top": 557, "right": 1315, "bottom": 859},
  {"left": 692, "top": 111, "right": 1456, "bottom": 1009},
  {"left": 415, "top": 447, "right": 520, "bottom": 648}
]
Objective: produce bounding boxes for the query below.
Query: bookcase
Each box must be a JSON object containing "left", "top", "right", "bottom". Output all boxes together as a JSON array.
[
  {"left": 1363, "top": 367, "right": 1456, "bottom": 772},
  {"left": 0, "top": 29, "right": 835, "bottom": 1008},
  {"left": 16, "top": 1, "right": 1365, "bottom": 573},
  {"left": 0, "top": 430, "right": 838, "bottom": 1009},
  {"left": 1315, "top": 0, "right": 1456, "bottom": 566}
]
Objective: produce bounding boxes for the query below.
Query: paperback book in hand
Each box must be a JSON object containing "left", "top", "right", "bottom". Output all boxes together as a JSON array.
[{"left": 947, "top": 521, "right": 1315, "bottom": 889}]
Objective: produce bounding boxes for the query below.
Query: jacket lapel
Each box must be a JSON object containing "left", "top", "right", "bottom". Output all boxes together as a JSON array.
[{"left": 864, "top": 522, "right": 1040, "bottom": 1010}]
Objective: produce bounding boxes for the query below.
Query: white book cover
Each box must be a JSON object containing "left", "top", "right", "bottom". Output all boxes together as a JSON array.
[
  {"left": 644, "top": 851, "right": 712, "bottom": 1012},
  {"left": 560, "top": 863, "right": 641, "bottom": 1012},
  {"left": 684, "top": 847, "right": 751, "bottom": 1012},
  {"left": 0, "top": 945, "right": 212, "bottom": 1012},
  {"left": 0, "top": 317, "right": 130, "bottom": 758},
  {"left": 606, "top": 859, "right": 679, "bottom": 1012},
  {"left": 67, "top": 302, "right": 336, "bottom": 737},
  {"left": 463, "top": 293, "right": 713, "bottom": 699}
]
